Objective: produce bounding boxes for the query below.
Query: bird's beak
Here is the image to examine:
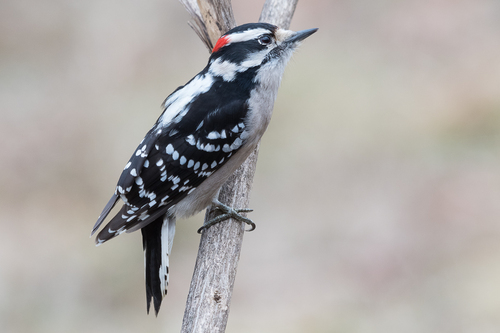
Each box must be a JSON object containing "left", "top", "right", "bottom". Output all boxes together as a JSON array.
[{"left": 285, "top": 28, "right": 318, "bottom": 44}]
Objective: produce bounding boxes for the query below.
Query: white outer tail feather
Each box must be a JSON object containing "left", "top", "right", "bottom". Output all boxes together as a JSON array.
[{"left": 160, "top": 215, "right": 176, "bottom": 296}]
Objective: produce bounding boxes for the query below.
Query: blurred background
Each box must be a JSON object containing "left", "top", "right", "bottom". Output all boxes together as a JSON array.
[{"left": 1, "top": 0, "right": 500, "bottom": 332}]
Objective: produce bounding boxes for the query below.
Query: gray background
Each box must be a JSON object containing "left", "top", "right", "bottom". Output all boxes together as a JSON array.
[{"left": 1, "top": 0, "right": 500, "bottom": 332}]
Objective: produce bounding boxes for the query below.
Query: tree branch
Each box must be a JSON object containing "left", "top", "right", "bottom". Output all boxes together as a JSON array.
[
  {"left": 259, "top": 0, "right": 298, "bottom": 28},
  {"left": 179, "top": 0, "right": 236, "bottom": 50},
  {"left": 179, "top": 1, "right": 298, "bottom": 332}
]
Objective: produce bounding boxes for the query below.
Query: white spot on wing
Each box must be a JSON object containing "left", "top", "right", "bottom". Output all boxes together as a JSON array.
[
  {"left": 231, "top": 137, "right": 243, "bottom": 150},
  {"left": 196, "top": 141, "right": 204, "bottom": 150},
  {"left": 204, "top": 144, "right": 214, "bottom": 152},
  {"left": 186, "top": 135, "right": 196, "bottom": 145},
  {"left": 179, "top": 186, "right": 192, "bottom": 192},
  {"left": 207, "top": 131, "right": 220, "bottom": 140}
]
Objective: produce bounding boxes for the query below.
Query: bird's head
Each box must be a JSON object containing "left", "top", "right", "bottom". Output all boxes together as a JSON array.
[{"left": 207, "top": 23, "right": 317, "bottom": 82}]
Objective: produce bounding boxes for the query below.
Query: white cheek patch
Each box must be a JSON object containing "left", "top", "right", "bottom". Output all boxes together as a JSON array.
[
  {"left": 240, "top": 49, "right": 268, "bottom": 68},
  {"left": 209, "top": 49, "right": 269, "bottom": 82}
]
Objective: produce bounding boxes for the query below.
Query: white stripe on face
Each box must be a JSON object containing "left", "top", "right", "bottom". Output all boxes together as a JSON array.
[{"left": 226, "top": 28, "right": 271, "bottom": 45}]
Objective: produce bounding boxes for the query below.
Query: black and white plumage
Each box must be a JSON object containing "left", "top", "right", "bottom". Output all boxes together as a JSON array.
[{"left": 91, "top": 22, "right": 317, "bottom": 315}]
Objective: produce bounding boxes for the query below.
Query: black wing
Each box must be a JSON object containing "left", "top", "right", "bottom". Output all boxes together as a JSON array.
[{"left": 94, "top": 99, "right": 250, "bottom": 243}]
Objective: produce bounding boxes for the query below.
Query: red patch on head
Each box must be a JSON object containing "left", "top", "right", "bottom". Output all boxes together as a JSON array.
[{"left": 212, "top": 35, "right": 230, "bottom": 53}]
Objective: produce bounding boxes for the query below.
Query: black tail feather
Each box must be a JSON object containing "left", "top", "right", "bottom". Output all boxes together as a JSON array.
[
  {"left": 91, "top": 193, "right": 119, "bottom": 237},
  {"left": 141, "top": 217, "right": 164, "bottom": 315}
]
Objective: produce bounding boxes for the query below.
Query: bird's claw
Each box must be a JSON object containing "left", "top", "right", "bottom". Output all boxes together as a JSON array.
[{"left": 197, "top": 203, "right": 255, "bottom": 234}]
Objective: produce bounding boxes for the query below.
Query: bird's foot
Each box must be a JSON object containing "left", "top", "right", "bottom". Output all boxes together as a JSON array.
[{"left": 197, "top": 200, "right": 255, "bottom": 234}]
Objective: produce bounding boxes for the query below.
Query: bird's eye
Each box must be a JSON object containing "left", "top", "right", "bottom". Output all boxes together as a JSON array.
[{"left": 258, "top": 35, "right": 272, "bottom": 45}]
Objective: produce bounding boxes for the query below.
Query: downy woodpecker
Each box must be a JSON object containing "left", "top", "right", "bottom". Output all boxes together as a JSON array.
[{"left": 91, "top": 23, "right": 317, "bottom": 315}]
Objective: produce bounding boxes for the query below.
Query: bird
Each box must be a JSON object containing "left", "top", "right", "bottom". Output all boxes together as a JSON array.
[{"left": 91, "top": 22, "right": 317, "bottom": 315}]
